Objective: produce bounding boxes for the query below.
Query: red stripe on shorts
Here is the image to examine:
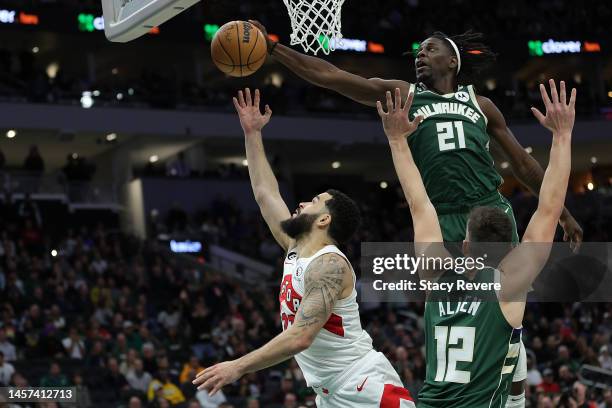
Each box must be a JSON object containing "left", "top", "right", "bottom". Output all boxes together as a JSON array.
[{"left": 379, "top": 384, "right": 414, "bottom": 408}]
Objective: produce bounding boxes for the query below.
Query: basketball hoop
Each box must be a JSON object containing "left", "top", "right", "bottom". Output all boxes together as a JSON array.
[
  {"left": 101, "top": 0, "right": 200, "bottom": 42},
  {"left": 282, "top": 0, "right": 345, "bottom": 55}
]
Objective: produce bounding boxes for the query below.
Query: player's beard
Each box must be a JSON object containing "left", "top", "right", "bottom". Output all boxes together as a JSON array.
[{"left": 280, "top": 213, "right": 318, "bottom": 239}]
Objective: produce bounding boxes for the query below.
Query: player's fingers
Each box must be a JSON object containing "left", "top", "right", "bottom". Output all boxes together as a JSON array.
[
  {"left": 549, "top": 79, "right": 559, "bottom": 104},
  {"left": 232, "top": 97, "right": 241, "bottom": 112},
  {"left": 569, "top": 88, "right": 577, "bottom": 109},
  {"left": 530, "top": 107, "right": 545, "bottom": 124},
  {"left": 412, "top": 114, "right": 424, "bottom": 126},
  {"left": 237, "top": 90, "right": 246, "bottom": 107},
  {"left": 403, "top": 92, "right": 415, "bottom": 112},
  {"left": 245, "top": 88, "right": 252, "bottom": 106},
  {"left": 559, "top": 81, "right": 566, "bottom": 105},
  {"left": 376, "top": 101, "right": 386, "bottom": 117},
  {"left": 386, "top": 91, "right": 393, "bottom": 112},
  {"left": 254, "top": 89, "right": 261, "bottom": 108},
  {"left": 264, "top": 104, "right": 272, "bottom": 117},
  {"left": 539, "top": 83, "right": 552, "bottom": 109},
  {"left": 198, "top": 376, "right": 217, "bottom": 391},
  {"left": 394, "top": 88, "right": 401, "bottom": 112},
  {"left": 572, "top": 235, "right": 582, "bottom": 253}
]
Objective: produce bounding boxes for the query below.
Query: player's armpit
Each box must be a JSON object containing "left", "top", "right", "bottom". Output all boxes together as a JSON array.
[{"left": 293, "top": 253, "right": 351, "bottom": 342}]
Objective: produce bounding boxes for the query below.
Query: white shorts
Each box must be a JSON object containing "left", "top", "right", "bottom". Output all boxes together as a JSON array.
[{"left": 314, "top": 350, "right": 416, "bottom": 408}]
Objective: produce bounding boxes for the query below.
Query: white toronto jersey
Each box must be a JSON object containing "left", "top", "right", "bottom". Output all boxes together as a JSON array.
[{"left": 279, "top": 245, "right": 374, "bottom": 387}]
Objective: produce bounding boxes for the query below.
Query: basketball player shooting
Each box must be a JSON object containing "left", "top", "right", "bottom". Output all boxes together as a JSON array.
[
  {"left": 193, "top": 88, "right": 416, "bottom": 407},
  {"left": 377, "top": 80, "right": 575, "bottom": 407}
]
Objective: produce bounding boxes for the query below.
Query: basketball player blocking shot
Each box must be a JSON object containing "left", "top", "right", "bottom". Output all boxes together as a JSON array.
[
  {"left": 193, "top": 88, "right": 416, "bottom": 407},
  {"left": 249, "top": 22, "right": 583, "bottom": 406}
]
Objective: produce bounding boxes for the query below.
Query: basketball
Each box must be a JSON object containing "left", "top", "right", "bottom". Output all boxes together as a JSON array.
[{"left": 211, "top": 20, "right": 267, "bottom": 77}]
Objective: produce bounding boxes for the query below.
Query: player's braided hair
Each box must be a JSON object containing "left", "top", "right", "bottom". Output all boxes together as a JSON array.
[
  {"left": 324, "top": 189, "right": 361, "bottom": 244},
  {"left": 430, "top": 30, "right": 497, "bottom": 82}
]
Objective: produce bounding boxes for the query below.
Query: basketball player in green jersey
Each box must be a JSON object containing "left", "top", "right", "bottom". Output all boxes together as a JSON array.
[
  {"left": 249, "top": 23, "right": 582, "bottom": 405},
  {"left": 250, "top": 22, "right": 582, "bottom": 247},
  {"left": 377, "top": 79, "right": 575, "bottom": 407}
]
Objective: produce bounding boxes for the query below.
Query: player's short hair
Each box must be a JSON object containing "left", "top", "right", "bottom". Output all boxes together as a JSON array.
[
  {"left": 467, "top": 206, "right": 513, "bottom": 243},
  {"left": 324, "top": 189, "right": 361, "bottom": 244},
  {"left": 430, "top": 30, "right": 497, "bottom": 82}
]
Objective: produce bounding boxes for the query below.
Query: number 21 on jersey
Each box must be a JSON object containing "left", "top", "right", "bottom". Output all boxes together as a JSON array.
[
  {"left": 437, "top": 121, "right": 466, "bottom": 152},
  {"left": 434, "top": 325, "right": 475, "bottom": 383}
]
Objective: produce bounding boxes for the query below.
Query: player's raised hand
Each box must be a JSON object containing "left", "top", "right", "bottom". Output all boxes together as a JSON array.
[
  {"left": 192, "top": 360, "right": 242, "bottom": 396},
  {"left": 233, "top": 88, "right": 272, "bottom": 135},
  {"left": 531, "top": 79, "right": 576, "bottom": 137},
  {"left": 377, "top": 88, "right": 424, "bottom": 143}
]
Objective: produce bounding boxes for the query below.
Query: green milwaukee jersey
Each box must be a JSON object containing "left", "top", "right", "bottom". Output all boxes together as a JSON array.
[
  {"left": 418, "top": 268, "right": 522, "bottom": 408},
  {"left": 407, "top": 83, "right": 503, "bottom": 207}
]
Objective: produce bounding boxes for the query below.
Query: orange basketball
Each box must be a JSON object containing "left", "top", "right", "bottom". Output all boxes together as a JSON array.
[{"left": 211, "top": 21, "right": 267, "bottom": 77}]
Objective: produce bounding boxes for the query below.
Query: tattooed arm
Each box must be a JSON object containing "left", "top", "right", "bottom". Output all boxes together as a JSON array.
[{"left": 193, "top": 253, "right": 352, "bottom": 395}]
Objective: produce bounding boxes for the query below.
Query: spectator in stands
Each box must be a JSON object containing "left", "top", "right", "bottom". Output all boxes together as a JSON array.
[
  {"left": 599, "top": 346, "right": 612, "bottom": 370},
  {"left": 23, "top": 145, "right": 45, "bottom": 174},
  {"left": 73, "top": 371, "right": 93, "bottom": 408},
  {"left": 39, "top": 361, "right": 69, "bottom": 387},
  {"left": 166, "top": 152, "right": 191, "bottom": 178},
  {"left": 537, "top": 368, "right": 561, "bottom": 394},
  {"left": 62, "top": 326, "right": 85, "bottom": 359},
  {"left": 0, "top": 148, "right": 5, "bottom": 170},
  {"left": 0, "top": 328, "right": 16, "bottom": 362},
  {"left": 101, "top": 357, "right": 130, "bottom": 401},
  {"left": 17, "top": 193, "right": 42, "bottom": 227},
  {"left": 0, "top": 351, "right": 15, "bottom": 386},
  {"left": 246, "top": 398, "right": 260, "bottom": 408},
  {"left": 179, "top": 355, "right": 204, "bottom": 385},
  {"left": 147, "top": 369, "right": 185, "bottom": 406},
  {"left": 599, "top": 389, "right": 612, "bottom": 408},
  {"left": 284, "top": 393, "right": 298, "bottom": 408},
  {"left": 126, "top": 358, "right": 152, "bottom": 394},
  {"left": 165, "top": 202, "right": 188, "bottom": 233},
  {"left": 127, "top": 395, "right": 144, "bottom": 408}
]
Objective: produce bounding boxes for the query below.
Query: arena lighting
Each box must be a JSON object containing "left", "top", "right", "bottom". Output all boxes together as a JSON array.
[
  {"left": 331, "top": 161, "right": 341, "bottom": 169},
  {"left": 500, "top": 161, "right": 510, "bottom": 169},
  {"left": 80, "top": 91, "right": 94, "bottom": 108},
  {"left": 203, "top": 24, "right": 219, "bottom": 41},
  {"left": 525, "top": 146, "right": 533, "bottom": 154},
  {"left": 6, "top": 130, "right": 16, "bottom": 138},
  {"left": 380, "top": 181, "right": 388, "bottom": 189},
  {"left": 106, "top": 133, "right": 117, "bottom": 142},
  {"left": 318, "top": 35, "right": 384, "bottom": 54},
  {"left": 0, "top": 9, "right": 15, "bottom": 23},
  {"left": 51, "top": 249, "right": 58, "bottom": 257},
  {"left": 149, "top": 155, "right": 159, "bottom": 163},
  {"left": 528, "top": 39, "right": 602, "bottom": 56},
  {"left": 170, "top": 240, "right": 202, "bottom": 253},
  {"left": 242, "top": 159, "right": 248, "bottom": 166},
  {"left": 587, "top": 182, "right": 594, "bottom": 191},
  {"left": 591, "top": 156, "right": 598, "bottom": 164},
  {"left": 19, "top": 12, "right": 39, "bottom": 25},
  {"left": 32, "top": 46, "right": 39, "bottom": 53}
]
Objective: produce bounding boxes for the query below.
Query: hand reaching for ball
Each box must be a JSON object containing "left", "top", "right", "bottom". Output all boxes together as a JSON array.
[{"left": 233, "top": 88, "right": 272, "bottom": 135}]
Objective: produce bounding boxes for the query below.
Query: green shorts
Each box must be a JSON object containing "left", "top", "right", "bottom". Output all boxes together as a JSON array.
[{"left": 435, "top": 191, "right": 519, "bottom": 244}]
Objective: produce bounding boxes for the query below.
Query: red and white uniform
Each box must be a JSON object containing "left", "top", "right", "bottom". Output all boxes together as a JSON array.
[{"left": 280, "top": 245, "right": 415, "bottom": 408}]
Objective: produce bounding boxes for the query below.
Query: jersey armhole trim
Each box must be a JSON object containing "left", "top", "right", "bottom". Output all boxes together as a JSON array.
[{"left": 468, "top": 85, "right": 488, "bottom": 126}]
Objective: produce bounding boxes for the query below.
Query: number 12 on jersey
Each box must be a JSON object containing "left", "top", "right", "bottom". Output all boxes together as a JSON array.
[
  {"left": 434, "top": 325, "right": 475, "bottom": 383},
  {"left": 437, "top": 121, "right": 466, "bottom": 152}
]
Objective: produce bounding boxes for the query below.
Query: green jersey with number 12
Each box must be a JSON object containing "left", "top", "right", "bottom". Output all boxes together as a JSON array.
[
  {"left": 418, "top": 268, "right": 521, "bottom": 408},
  {"left": 407, "top": 84, "right": 503, "bottom": 207}
]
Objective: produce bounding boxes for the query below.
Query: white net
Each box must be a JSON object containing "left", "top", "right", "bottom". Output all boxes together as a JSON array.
[{"left": 282, "top": 0, "right": 345, "bottom": 55}]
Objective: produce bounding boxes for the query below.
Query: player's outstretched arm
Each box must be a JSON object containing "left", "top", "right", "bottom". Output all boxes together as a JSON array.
[
  {"left": 249, "top": 20, "right": 411, "bottom": 107},
  {"left": 192, "top": 253, "right": 350, "bottom": 395},
  {"left": 235, "top": 88, "right": 293, "bottom": 251},
  {"left": 478, "top": 91, "right": 583, "bottom": 251},
  {"left": 377, "top": 89, "right": 442, "bottom": 244},
  {"left": 499, "top": 80, "right": 575, "bottom": 307}
]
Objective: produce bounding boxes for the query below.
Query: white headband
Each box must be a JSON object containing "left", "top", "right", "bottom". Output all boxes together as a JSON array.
[{"left": 445, "top": 38, "right": 461, "bottom": 74}]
